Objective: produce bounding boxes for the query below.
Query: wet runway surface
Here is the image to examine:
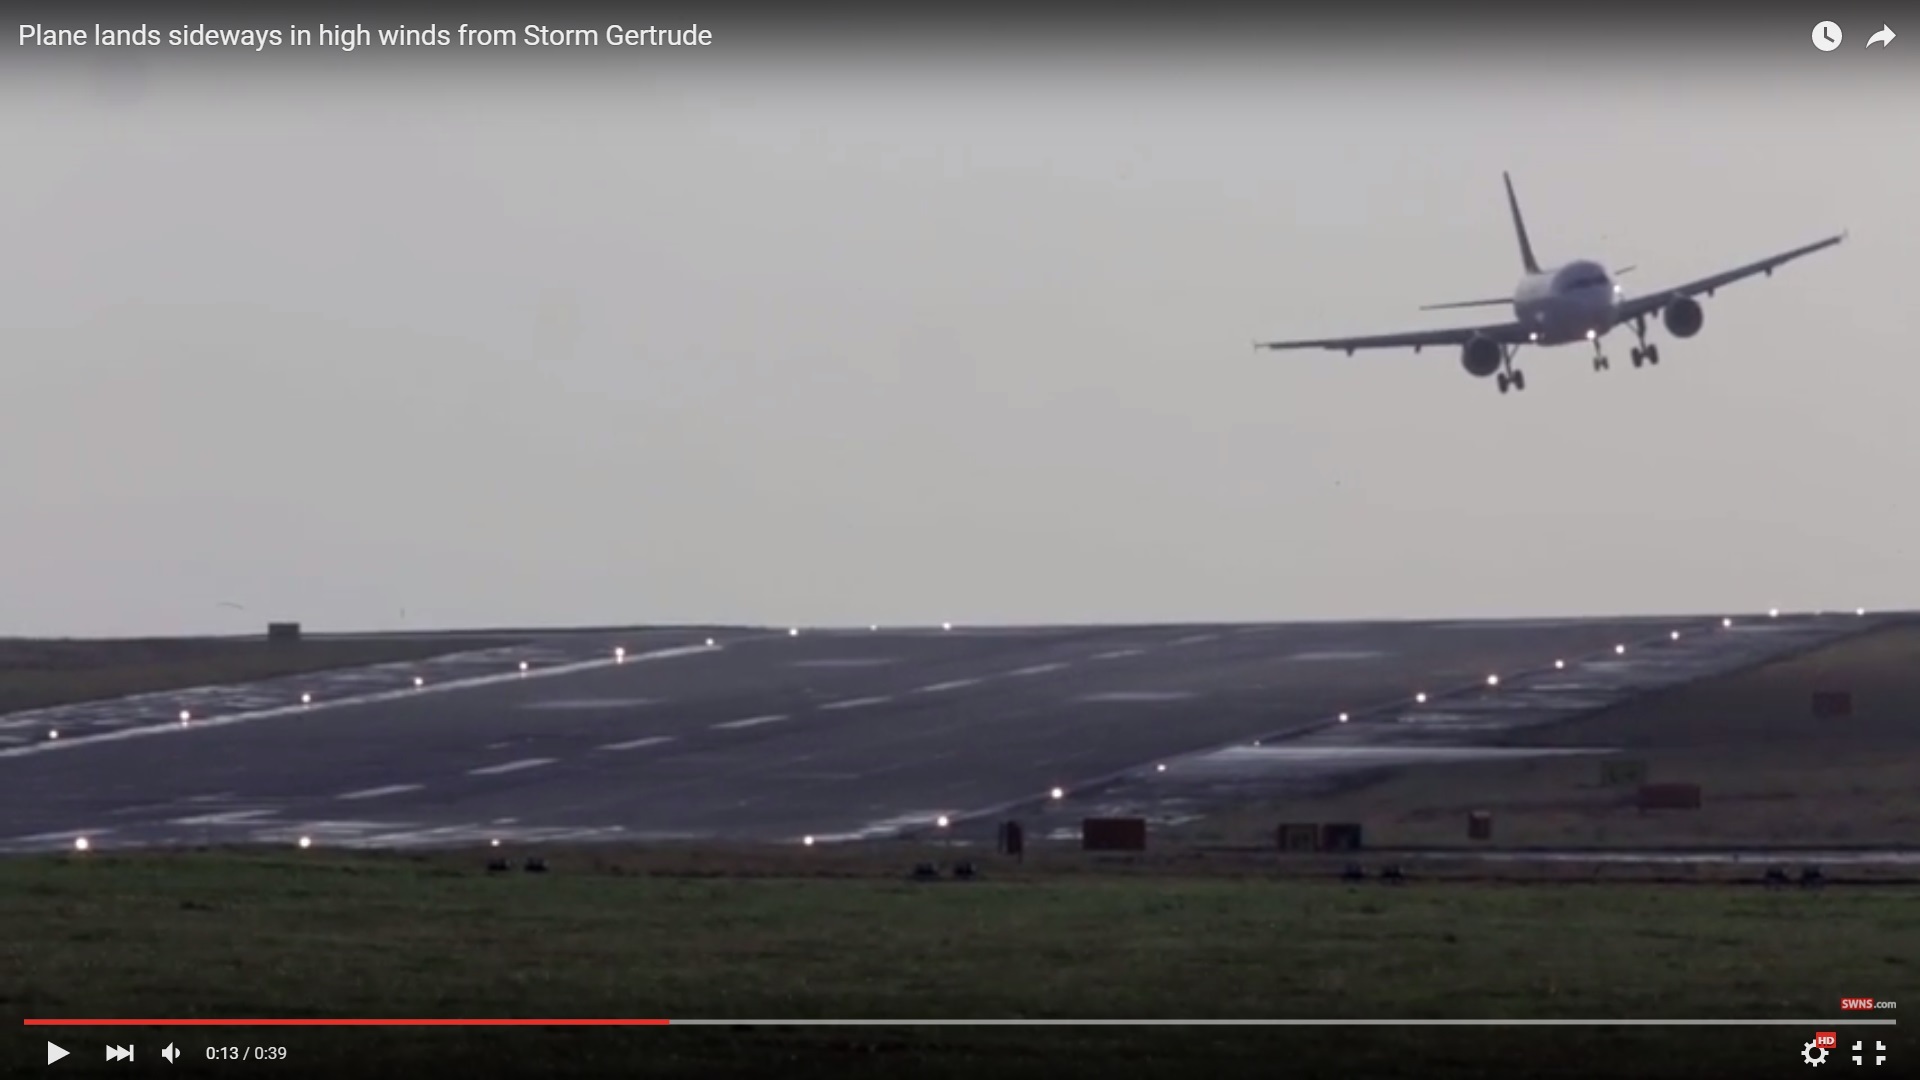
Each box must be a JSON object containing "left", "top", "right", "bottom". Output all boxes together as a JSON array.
[{"left": 0, "top": 615, "right": 1886, "bottom": 852}]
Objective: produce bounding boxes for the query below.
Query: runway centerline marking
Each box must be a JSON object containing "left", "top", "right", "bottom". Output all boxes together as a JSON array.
[
  {"left": 598, "top": 736, "right": 675, "bottom": 751},
  {"left": 915, "top": 678, "right": 981, "bottom": 694},
  {"left": 467, "top": 757, "right": 555, "bottom": 777},
  {"left": 1007, "top": 662, "right": 1069, "bottom": 677},
  {"left": 712, "top": 714, "right": 789, "bottom": 731},
  {"left": 336, "top": 783, "right": 424, "bottom": 801},
  {"left": 1170, "top": 634, "right": 1217, "bottom": 646},
  {"left": 819, "top": 696, "right": 890, "bottom": 711},
  {"left": 1092, "top": 649, "right": 1143, "bottom": 661}
]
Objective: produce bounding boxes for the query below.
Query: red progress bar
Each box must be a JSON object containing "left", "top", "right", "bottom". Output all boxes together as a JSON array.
[{"left": 25, "top": 1019, "right": 671, "bottom": 1027}]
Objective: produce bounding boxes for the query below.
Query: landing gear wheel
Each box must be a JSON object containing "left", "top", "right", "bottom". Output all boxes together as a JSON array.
[
  {"left": 1631, "top": 346, "right": 1645, "bottom": 368},
  {"left": 1511, "top": 369, "right": 1526, "bottom": 391},
  {"left": 1645, "top": 344, "right": 1661, "bottom": 365},
  {"left": 1592, "top": 356, "right": 1610, "bottom": 372},
  {"left": 1497, "top": 372, "right": 1511, "bottom": 394}
]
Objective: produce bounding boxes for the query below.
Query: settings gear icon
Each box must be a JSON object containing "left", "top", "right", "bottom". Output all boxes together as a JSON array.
[{"left": 1804, "top": 1040, "right": 1830, "bottom": 1067}]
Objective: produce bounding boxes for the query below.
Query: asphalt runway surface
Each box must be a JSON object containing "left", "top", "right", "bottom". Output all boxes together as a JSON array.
[{"left": 0, "top": 615, "right": 1887, "bottom": 852}]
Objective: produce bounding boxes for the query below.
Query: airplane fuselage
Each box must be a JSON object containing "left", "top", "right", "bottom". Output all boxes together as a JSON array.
[{"left": 1512, "top": 259, "right": 1622, "bottom": 346}]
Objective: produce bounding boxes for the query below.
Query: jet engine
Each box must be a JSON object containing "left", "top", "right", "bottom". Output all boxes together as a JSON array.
[
  {"left": 1663, "top": 297, "right": 1703, "bottom": 338},
  {"left": 1460, "top": 335, "right": 1502, "bottom": 378}
]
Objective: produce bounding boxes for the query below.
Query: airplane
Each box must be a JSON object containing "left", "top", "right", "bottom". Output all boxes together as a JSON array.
[{"left": 1253, "top": 173, "right": 1844, "bottom": 394}]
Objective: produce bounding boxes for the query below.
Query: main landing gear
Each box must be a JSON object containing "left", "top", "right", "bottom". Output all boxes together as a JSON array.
[
  {"left": 1496, "top": 345, "right": 1526, "bottom": 394},
  {"left": 1628, "top": 316, "right": 1661, "bottom": 368}
]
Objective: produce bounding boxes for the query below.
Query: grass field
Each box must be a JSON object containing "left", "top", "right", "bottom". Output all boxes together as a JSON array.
[
  {"left": 3, "top": 846, "right": 1909, "bottom": 1078},
  {"left": 0, "top": 635, "right": 526, "bottom": 716},
  {"left": 1173, "top": 622, "right": 1920, "bottom": 850}
]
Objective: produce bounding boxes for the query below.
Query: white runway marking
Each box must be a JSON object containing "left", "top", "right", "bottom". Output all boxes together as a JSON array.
[
  {"left": 1007, "top": 662, "right": 1069, "bottom": 677},
  {"left": 598, "top": 735, "right": 675, "bottom": 751},
  {"left": 1170, "top": 634, "right": 1217, "bottom": 646},
  {"left": 520, "top": 697, "right": 658, "bottom": 711},
  {"left": 0, "top": 643, "right": 719, "bottom": 761},
  {"left": 336, "top": 784, "right": 424, "bottom": 801},
  {"left": 819, "top": 696, "right": 890, "bottom": 711},
  {"left": 915, "top": 678, "right": 980, "bottom": 693},
  {"left": 168, "top": 809, "right": 278, "bottom": 826},
  {"left": 1076, "top": 691, "right": 1198, "bottom": 703},
  {"left": 1285, "top": 650, "right": 1386, "bottom": 662},
  {"left": 712, "top": 714, "right": 788, "bottom": 731},
  {"left": 467, "top": 757, "right": 555, "bottom": 777},
  {"left": 1092, "top": 649, "right": 1144, "bottom": 661},
  {"left": 790, "top": 659, "right": 896, "bottom": 668}
]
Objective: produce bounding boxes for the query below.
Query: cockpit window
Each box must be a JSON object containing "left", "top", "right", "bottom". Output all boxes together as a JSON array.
[{"left": 1566, "top": 273, "right": 1609, "bottom": 289}]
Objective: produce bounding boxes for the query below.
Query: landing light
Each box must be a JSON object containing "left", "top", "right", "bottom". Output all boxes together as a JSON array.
[
  {"left": 869, "top": 624, "right": 879, "bottom": 632},
  {"left": 490, "top": 838, "right": 501, "bottom": 848},
  {"left": 704, "top": 637, "right": 715, "bottom": 647},
  {"left": 615, "top": 647, "right": 626, "bottom": 662},
  {"left": 74, "top": 837, "right": 90, "bottom": 852},
  {"left": 942, "top": 622, "right": 952, "bottom": 631},
  {"left": 1856, "top": 608, "right": 1867, "bottom": 617},
  {"left": 1586, "top": 329, "right": 1597, "bottom": 341}
]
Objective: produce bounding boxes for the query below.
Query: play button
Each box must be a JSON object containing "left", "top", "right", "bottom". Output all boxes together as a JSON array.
[{"left": 47, "top": 1042, "right": 70, "bottom": 1065}]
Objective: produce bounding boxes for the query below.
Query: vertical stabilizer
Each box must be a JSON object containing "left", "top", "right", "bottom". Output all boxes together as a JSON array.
[{"left": 1502, "top": 171, "right": 1541, "bottom": 274}]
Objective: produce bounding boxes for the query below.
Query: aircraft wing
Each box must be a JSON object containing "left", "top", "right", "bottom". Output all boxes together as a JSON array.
[
  {"left": 1611, "top": 233, "right": 1845, "bottom": 326},
  {"left": 1254, "top": 320, "right": 1528, "bottom": 356}
]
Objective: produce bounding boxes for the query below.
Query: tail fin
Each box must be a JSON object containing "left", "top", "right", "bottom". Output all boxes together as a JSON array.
[{"left": 1503, "top": 171, "right": 1541, "bottom": 274}]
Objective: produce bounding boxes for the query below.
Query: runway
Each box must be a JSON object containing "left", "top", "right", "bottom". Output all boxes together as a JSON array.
[{"left": 0, "top": 614, "right": 1886, "bottom": 852}]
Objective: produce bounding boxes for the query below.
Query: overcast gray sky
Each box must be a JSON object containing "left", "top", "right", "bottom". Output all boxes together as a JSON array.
[{"left": 2, "top": 19, "right": 1913, "bottom": 636}]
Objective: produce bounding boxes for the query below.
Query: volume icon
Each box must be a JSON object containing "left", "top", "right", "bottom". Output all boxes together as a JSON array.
[
  {"left": 162, "top": 1043, "right": 180, "bottom": 1063},
  {"left": 106, "top": 1045, "right": 134, "bottom": 1062}
]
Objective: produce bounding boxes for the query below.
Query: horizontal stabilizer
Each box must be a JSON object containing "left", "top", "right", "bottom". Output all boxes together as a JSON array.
[{"left": 1419, "top": 297, "right": 1510, "bottom": 311}]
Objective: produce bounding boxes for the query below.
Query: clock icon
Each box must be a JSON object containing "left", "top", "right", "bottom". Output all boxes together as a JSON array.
[{"left": 1812, "top": 21, "right": 1843, "bottom": 51}]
